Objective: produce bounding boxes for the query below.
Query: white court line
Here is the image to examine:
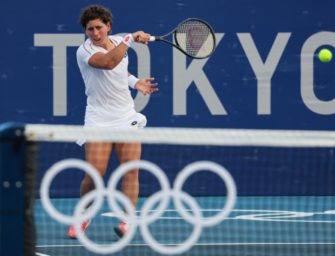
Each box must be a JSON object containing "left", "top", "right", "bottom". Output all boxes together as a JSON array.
[
  {"left": 102, "top": 208, "right": 335, "bottom": 213},
  {"left": 36, "top": 208, "right": 335, "bottom": 250},
  {"left": 36, "top": 242, "right": 335, "bottom": 248},
  {"left": 36, "top": 252, "right": 50, "bottom": 256},
  {"left": 101, "top": 208, "right": 335, "bottom": 223}
]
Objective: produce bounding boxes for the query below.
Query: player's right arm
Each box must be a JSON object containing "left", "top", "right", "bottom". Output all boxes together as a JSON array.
[{"left": 88, "top": 31, "right": 150, "bottom": 70}]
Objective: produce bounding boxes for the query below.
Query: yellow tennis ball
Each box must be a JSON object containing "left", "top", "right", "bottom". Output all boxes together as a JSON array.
[{"left": 318, "top": 48, "right": 332, "bottom": 63}]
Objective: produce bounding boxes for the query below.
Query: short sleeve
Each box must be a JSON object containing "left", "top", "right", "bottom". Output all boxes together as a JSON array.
[{"left": 76, "top": 45, "right": 91, "bottom": 65}]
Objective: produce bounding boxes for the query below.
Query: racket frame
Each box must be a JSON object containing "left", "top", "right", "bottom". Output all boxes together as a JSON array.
[{"left": 150, "top": 18, "right": 216, "bottom": 59}]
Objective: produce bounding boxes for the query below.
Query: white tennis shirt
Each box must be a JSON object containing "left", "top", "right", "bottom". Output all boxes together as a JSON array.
[{"left": 77, "top": 35, "right": 136, "bottom": 127}]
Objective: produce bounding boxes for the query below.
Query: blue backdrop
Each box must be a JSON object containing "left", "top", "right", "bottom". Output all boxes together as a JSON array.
[{"left": 1, "top": 0, "right": 335, "bottom": 130}]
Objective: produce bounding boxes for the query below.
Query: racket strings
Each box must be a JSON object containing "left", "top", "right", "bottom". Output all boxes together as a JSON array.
[{"left": 175, "top": 20, "right": 215, "bottom": 58}]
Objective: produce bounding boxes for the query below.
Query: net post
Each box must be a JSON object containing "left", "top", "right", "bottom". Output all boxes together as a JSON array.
[{"left": 0, "top": 122, "right": 36, "bottom": 256}]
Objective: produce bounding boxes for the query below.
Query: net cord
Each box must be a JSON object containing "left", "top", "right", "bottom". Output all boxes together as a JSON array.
[{"left": 24, "top": 124, "right": 335, "bottom": 147}]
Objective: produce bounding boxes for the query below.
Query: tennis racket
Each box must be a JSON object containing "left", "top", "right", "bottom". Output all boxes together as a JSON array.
[{"left": 149, "top": 18, "right": 216, "bottom": 59}]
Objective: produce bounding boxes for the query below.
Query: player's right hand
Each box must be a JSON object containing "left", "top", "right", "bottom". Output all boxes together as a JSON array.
[{"left": 132, "top": 31, "right": 151, "bottom": 44}]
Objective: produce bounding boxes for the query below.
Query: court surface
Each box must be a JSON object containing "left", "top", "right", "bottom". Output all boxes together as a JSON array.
[{"left": 35, "top": 196, "right": 335, "bottom": 256}]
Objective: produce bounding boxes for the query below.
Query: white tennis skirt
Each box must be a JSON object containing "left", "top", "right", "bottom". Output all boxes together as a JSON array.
[{"left": 77, "top": 112, "right": 147, "bottom": 146}]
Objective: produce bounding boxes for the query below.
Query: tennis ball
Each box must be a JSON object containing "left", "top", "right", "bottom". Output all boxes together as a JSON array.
[{"left": 318, "top": 48, "right": 333, "bottom": 63}]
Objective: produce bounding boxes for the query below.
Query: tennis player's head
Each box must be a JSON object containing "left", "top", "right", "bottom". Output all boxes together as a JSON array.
[
  {"left": 80, "top": 5, "right": 113, "bottom": 29},
  {"left": 79, "top": 5, "right": 113, "bottom": 45}
]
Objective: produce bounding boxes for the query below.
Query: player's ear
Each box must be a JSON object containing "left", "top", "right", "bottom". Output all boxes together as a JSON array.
[{"left": 107, "top": 22, "right": 111, "bottom": 33}]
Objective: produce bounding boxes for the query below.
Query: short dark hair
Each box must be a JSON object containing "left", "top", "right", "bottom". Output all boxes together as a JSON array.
[{"left": 79, "top": 5, "right": 113, "bottom": 28}]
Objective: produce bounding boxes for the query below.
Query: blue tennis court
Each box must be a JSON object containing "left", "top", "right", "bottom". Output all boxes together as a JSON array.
[{"left": 35, "top": 196, "right": 335, "bottom": 256}]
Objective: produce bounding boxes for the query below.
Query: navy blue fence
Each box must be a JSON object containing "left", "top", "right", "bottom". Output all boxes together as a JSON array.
[{"left": 35, "top": 142, "right": 335, "bottom": 197}]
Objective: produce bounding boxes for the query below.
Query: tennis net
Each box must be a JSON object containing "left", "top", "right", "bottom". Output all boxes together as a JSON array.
[{"left": 0, "top": 123, "right": 334, "bottom": 256}]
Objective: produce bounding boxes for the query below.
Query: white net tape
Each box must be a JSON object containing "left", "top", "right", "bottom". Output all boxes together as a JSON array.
[{"left": 25, "top": 124, "right": 335, "bottom": 147}]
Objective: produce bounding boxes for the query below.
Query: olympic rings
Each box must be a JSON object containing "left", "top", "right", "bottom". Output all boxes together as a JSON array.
[
  {"left": 40, "top": 159, "right": 237, "bottom": 255},
  {"left": 74, "top": 190, "right": 137, "bottom": 254},
  {"left": 107, "top": 160, "right": 171, "bottom": 224},
  {"left": 140, "top": 190, "right": 203, "bottom": 255},
  {"left": 173, "top": 161, "right": 237, "bottom": 227},
  {"left": 40, "top": 159, "right": 105, "bottom": 225}
]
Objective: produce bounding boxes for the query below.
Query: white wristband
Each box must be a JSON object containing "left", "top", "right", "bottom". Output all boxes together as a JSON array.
[
  {"left": 128, "top": 75, "right": 139, "bottom": 89},
  {"left": 122, "top": 34, "right": 134, "bottom": 47}
]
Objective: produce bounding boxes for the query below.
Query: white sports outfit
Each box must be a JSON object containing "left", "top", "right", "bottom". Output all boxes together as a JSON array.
[{"left": 76, "top": 35, "right": 147, "bottom": 129}]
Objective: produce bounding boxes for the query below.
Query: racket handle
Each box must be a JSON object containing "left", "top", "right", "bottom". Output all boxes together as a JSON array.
[{"left": 135, "top": 36, "right": 157, "bottom": 42}]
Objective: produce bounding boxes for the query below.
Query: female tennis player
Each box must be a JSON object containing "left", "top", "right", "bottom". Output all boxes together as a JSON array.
[{"left": 69, "top": 4, "right": 158, "bottom": 239}]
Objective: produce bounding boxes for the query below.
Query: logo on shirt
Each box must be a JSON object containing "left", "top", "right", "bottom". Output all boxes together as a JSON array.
[{"left": 131, "top": 121, "right": 138, "bottom": 126}]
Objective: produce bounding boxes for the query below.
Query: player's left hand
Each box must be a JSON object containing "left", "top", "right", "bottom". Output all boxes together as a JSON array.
[{"left": 135, "top": 77, "right": 158, "bottom": 95}]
